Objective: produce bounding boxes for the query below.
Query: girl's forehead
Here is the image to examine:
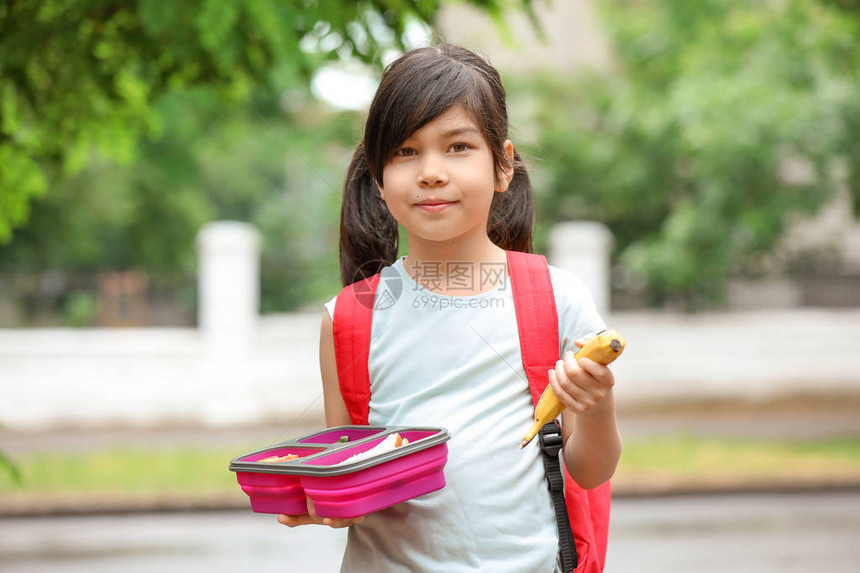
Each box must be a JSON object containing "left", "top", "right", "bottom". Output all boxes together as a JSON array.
[{"left": 405, "top": 105, "right": 481, "bottom": 139}]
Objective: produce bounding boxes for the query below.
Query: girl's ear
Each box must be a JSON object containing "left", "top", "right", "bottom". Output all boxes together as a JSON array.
[
  {"left": 496, "top": 140, "right": 515, "bottom": 193},
  {"left": 376, "top": 180, "right": 386, "bottom": 201}
]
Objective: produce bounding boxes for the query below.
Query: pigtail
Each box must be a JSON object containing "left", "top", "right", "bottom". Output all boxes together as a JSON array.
[
  {"left": 339, "top": 143, "right": 399, "bottom": 286},
  {"left": 488, "top": 150, "right": 534, "bottom": 253}
]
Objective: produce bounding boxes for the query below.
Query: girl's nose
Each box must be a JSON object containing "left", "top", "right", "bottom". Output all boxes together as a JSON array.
[{"left": 418, "top": 156, "right": 448, "bottom": 187}]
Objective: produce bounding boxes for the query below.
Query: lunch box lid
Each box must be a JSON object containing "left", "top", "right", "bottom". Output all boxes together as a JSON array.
[{"left": 229, "top": 426, "right": 450, "bottom": 476}]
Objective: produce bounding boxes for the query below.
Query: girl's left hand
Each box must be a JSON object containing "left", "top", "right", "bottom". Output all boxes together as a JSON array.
[
  {"left": 547, "top": 336, "right": 616, "bottom": 415},
  {"left": 277, "top": 497, "right": 366, "bottom": 529}
]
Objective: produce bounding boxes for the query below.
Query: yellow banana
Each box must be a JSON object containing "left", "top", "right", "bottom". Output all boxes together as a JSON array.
[{"left": 520, "top": 330, "right": 626, "bottom": 449}]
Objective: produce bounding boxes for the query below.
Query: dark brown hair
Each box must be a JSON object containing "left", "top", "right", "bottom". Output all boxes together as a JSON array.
[{"left": 339, "top": 44, "right": 534, "bottom": 286}]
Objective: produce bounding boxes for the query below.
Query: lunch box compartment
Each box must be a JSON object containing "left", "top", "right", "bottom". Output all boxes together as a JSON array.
[
  {"left": 236, "top": 471, "right": 306, "bottom": 515},
  {"left": 238, "top": 445, "right": 326, "bottom": 464},
  {"left": 301, "top": 437, "right": 448, "bottom": 518},
  {"left": 301, "top": 429, "right": 441, "bottom": 468},
  {"left": 233, "top": 445, "right": 325, "bottom": 515},
  {"left": 296, "top": 426, "right": 386, "bottom": 445},
  {"left": 230, "top": 426, "right": 450, "bottom": 517}
]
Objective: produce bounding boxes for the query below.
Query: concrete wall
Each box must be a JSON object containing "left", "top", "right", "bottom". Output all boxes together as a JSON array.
[
  {"left": 2, "top": 308, "right": 858, "bottom": 431},
  {"left": 3, "top": 220, "right": 858, "bottom": 431},
  {"left": 608, "top": 309, "right": 860, "bottom": 405}
]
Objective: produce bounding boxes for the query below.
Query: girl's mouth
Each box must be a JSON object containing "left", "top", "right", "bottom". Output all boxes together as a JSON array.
[{"left": 415, "top": 200, "right": 457, "bottom": 212}]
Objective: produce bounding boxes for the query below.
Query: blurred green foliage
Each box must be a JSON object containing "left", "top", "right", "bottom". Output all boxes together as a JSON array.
[
  {"left": 63, "top": 290, "right": 98, "bottom": 327},
  {"left": 0, "top": 0, "right": 535, "bottom": 243},
  {"left": 530, "top": 0, "right": 860, "bottom": 307},
  {"left": 0, "top": 450, "right": 22, "bottom": 485},
  {"left": 0, "top": 85, "right": 359, "bottom": 310},
  {"left": 3, "top": 0, "right": 857, "bottom": 311},
  {"left": 0, "top": 0, "right": 535, "bottom": 311}
]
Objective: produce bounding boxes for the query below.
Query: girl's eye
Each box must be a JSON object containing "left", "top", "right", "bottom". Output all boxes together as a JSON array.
[
  {"left": 450, "top": 143, "right": 470, "bottom": 153},
  {"left": 397, "top": 147, "right": 417, "bottom": 157}
]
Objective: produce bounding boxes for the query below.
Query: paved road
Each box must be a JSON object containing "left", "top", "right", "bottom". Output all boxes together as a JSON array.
[
  {"left": 605, "top": 491, "right": 860, "bottom": 572},
  {"left": 2, "top": 491, "right": 858, "bottom": 572}
]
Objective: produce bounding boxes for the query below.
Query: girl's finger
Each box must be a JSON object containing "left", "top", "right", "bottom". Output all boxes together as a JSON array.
[
  {"left": 326, "top": 515, "right": 366, "bottom": 529},
  {"left": 308, "top": 497, "right": 339, "bottom": 528},
  {"left": 561, "top": 355, "right": 612, "bottom": 401},
  {"left": 561, "top": 351, "right": 587, "bottom": 380},
  {"left": 277, "top": 513, "right": 318, "bottom": 527},
  {"left": 565, "top": 375, "right": 599, "bottom": 412},
  {"left": 577, "top": 358, "right": 615, "bottom": 387},
  {"left": 279, "top": 511, "right": 365, "bottom": 529},
  {"left": 573, "top": 333, "right": 596, "bottom": 348},
  {"left": 554, "top": 358, "right": 606, "bottom": 413},
  {"left": 549, "top": 367, "right": 586, "bottom": 412}
]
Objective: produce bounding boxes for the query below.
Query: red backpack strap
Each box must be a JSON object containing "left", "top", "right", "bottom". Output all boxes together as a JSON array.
[
  {"left": 331, "top": 274, "right": 380, "bottom": 426},
  {"left": 507, "top": 250, "right": 609, "bottom": 573},
  {"left": 506, "top": 250, "right": 559, "bottom": 405}
]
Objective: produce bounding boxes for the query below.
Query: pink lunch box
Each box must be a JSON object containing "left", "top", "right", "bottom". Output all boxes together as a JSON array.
[{"left": 229, "top": 425, "right": 450, "bottom": 519}]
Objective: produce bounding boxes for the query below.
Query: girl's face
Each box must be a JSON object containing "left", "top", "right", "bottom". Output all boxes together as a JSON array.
[{"left": 376, "top": 105, "right": 513, "bottom": 250}]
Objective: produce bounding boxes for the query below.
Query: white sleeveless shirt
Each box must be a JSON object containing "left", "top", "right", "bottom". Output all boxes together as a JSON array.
[{"left": 324, "top": 257, "right": 605, "bottom": 572}]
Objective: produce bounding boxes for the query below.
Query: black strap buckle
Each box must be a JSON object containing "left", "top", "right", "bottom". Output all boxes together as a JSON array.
[
  {"left": 538, "top": 422, "right": 564, "bottom": 457},
  {"left": 538, "top": 421, "right": 578, "bottom": 573}
]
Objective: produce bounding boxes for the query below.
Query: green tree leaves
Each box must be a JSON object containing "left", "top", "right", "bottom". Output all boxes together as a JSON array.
[
  {"left": 532, "top": 0, "right": 860, "bottom": 306},
  {"left": 3, "top": 0, "right": 515, "bottom": 242}
]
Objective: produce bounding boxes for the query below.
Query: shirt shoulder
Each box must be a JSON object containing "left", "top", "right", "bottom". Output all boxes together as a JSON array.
[
  {"left": 325, "top": 258, "right": 406, "bottom": 320},
  {"left": 547, "top": 264, "right": 606, "bottom": 355},
  {"left": 323, "top": 293, "right": 337, "bottom": 320}
]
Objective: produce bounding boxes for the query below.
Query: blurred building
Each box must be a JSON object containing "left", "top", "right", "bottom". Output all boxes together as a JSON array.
[{"left": 437, "top": 0, "right": 613, "bottom": 74}]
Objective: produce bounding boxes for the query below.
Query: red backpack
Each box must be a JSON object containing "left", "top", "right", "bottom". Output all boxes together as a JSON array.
[{"left": 332, "top": 250, "right": 611, "bottom": 573}]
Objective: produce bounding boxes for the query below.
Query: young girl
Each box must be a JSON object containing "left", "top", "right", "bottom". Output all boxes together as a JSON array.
[{"left": 279, "top": 44, "right": 621, "bottom": 572}]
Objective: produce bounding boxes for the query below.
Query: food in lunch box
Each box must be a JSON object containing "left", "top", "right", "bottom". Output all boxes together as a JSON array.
[
  {"left": 337, "top": 436, "right": 350, "bottom": 443},
  {"left": 258, "top": 454, "right": 300, "bottom": 463},
  {"left": 336, "top": 433, "right": 409, "bottom": 466}
]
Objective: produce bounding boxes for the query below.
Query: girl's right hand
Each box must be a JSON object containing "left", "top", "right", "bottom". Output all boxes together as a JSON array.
[{"left": 276, "top": 497, "right": 366, "bottom": 529}]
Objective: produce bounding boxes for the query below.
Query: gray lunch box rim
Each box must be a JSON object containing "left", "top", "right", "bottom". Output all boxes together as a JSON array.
[{"left": 228, "top": 425, "right": 450, "bottom": 476}]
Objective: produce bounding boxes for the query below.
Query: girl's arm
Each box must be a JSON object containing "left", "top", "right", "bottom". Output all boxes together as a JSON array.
[
  {"left": 548, "top": 343, "right": 622, "bottom": 489},
  {"left": 319, "top": 310, "right": 352, "bottom": 427},
  {"left": 277, "top": 311, "right": 361, "bottom": 529}
]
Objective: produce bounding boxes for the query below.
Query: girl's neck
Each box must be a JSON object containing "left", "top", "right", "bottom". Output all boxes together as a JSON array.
[
  {"left": 404, "top": 235, "right": 505, "bottom": 265},
  {"left": 401, "top": 236, "right": 508, "bottom": 296}
]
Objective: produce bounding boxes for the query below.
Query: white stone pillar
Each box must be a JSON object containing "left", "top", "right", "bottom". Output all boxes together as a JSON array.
[
  {"left": 195, "top": 221, "right": 261, "bottom": 355},
  {"left": 547, "top": 221, "right": 613, "bottom": 320}
]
